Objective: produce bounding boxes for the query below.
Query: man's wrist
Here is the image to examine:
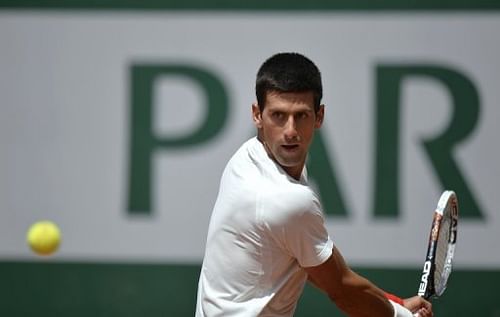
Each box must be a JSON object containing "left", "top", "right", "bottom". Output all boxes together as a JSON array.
[
  {"left": 389, "top": 300, "right": 413, "bottom": 317},
  {"left": 385, "top": 292, "right": 404, "bottom": 305}
]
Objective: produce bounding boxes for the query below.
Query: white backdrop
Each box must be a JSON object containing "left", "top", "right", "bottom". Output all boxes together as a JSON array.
[{"left": 0, "top": 12, "right": 499, "bottom": 268}]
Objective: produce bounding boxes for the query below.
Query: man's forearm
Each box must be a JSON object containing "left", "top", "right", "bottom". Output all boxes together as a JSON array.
[{"left": 332, "top": 269, "right": 394, "bottom": 317}]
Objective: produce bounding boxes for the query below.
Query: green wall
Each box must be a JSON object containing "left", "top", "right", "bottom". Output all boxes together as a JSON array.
[{"left": 0, "top": 261, "right": 496, "bottom": 316}]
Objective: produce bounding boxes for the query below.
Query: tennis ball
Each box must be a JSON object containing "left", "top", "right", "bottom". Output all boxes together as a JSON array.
[{"left": 27, "top": 221, "right": 61, "bottom": 256}]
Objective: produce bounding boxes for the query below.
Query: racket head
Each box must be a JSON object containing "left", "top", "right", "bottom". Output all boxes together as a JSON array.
[{"left": 418, "top": 190, "right": 459, "bottom": 299}]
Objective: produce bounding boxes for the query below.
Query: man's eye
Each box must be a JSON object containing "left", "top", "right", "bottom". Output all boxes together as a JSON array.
[
  {"left": 297, "top": 112, "right": 308, "bottom": 119},
  {"left": 272, "top": 112, "right": 284, "bottom": 119}
]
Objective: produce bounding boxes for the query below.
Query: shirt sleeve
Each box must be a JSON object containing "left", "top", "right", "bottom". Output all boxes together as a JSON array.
[{"left": 260, "top": 187, "right": 334, "bottom": 268}]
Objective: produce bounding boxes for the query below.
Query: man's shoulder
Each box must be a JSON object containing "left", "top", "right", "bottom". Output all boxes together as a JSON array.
[
  {"left": 258, "top": 184, "right": 320, "bottom": 223},
  {"left": 224, "top": 137, "right": 259, "bottom": 167},
  {"left": 222, "top": 138, "right": 258, "bottom": 176}
]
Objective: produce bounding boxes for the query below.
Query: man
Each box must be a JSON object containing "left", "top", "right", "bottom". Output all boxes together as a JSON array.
[{"left": 196, "top": 52, "right": 433, "bottom": 317}]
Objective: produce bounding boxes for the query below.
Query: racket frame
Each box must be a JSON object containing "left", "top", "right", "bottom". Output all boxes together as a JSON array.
[{"left": 417, "top": 190, "right": 458, "bottom": 299}]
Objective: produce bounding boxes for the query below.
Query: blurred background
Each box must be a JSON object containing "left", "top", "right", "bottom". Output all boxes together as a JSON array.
[{"left": 1, "top": 1, "right": 499, "bottom": 316}]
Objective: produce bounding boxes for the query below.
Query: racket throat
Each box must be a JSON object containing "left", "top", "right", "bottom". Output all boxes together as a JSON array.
[{"left": 418, "top": 260, "right": 435, "bottom": 299}]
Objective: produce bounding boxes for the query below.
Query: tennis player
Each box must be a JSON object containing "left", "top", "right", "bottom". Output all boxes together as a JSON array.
[{"left": 195, "top": 52, "right": 433, "bottom": 317}]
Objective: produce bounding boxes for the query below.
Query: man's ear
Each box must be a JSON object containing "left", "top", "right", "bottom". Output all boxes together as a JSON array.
[
  {"left": 252, "top": 103, "right": 263, "bottom": 128},
  {"left": 315, "top": 104, "right": 325, "bottom": 129}
]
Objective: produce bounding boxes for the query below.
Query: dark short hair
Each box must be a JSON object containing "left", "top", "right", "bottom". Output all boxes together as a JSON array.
[{"left": 256, "top": 52, "right": 323, "bottom": 112}]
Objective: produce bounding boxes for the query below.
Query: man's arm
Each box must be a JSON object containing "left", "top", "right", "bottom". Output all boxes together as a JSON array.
[{"left": 304, "top": 246, "right": 399, "bottom": 317}]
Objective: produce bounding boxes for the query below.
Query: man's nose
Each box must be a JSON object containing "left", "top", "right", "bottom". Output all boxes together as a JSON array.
[{"left": 284, "top": 116, "right": 298, "bottom": 140}]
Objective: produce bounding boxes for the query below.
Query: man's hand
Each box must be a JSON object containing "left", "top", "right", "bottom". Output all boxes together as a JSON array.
[{"left": 403, "top": 296, "right": 433, "bottom": 317}]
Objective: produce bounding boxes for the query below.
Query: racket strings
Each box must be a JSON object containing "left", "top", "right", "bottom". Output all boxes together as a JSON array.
[{"left": 434, "top": 211, "right": 452, "bottom": 292}]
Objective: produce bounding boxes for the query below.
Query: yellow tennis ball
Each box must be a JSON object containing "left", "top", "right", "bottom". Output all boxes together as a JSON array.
[{"left": 27, "top": 221, "right": 61, "bottom": 256}]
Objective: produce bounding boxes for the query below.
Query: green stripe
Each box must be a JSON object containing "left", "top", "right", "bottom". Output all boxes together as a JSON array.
[
  {"left": 1, "top": 0, "right": 500, "bottom": 11},
  {"left": 0, "top": 261, "right": 498, "bottom": 316}
]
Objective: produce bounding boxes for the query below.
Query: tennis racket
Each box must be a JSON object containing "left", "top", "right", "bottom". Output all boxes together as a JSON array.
[{"left": 417, "top": 190, "right": 458, "bottom": 300}]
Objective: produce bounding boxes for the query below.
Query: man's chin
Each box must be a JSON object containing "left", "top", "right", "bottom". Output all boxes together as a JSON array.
[{"left": 275, "top": 155, "right": 304, "bottom": 169}]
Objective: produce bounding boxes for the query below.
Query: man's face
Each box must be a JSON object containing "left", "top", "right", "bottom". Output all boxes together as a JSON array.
[{"left": 252, "top": 91, "right": 324, "bottom": 179}]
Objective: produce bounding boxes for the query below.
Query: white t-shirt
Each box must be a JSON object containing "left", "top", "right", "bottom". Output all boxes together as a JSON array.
[{"left": 196, "top": 137, "right": 334, "bottom": 316}]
